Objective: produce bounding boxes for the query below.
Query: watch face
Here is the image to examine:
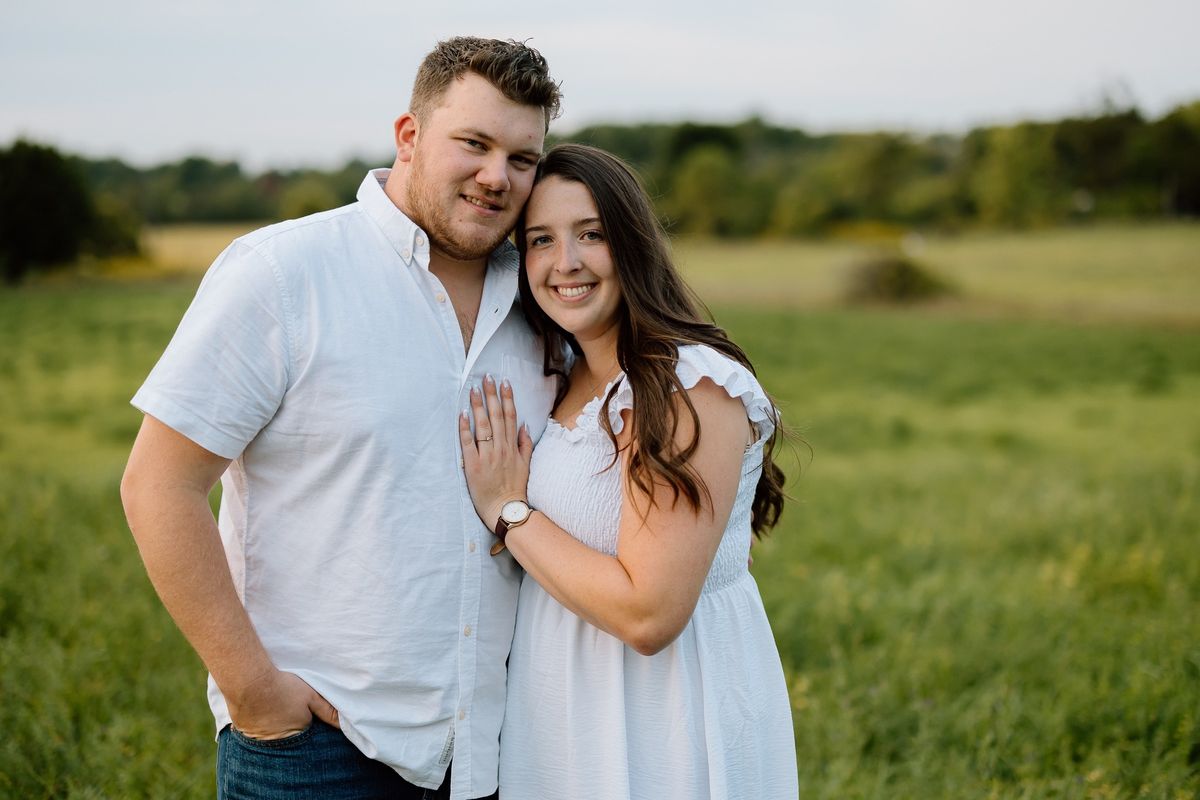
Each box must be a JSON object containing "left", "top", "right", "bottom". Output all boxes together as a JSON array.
[{"left": 501, "top": 500, "right": 530, "bottom": 523}]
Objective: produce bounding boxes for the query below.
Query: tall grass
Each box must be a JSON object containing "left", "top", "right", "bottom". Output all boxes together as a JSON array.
[
  {"left": 725, "top": 308, "right": 1200, "bottom": 798},
  {"left": 0, "top": 282, "right": 213, "bottom": 797}
]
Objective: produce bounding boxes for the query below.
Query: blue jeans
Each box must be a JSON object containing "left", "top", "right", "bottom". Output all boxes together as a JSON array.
[{"left": 217, "top": 720, "right": 490, "bottom": 800}]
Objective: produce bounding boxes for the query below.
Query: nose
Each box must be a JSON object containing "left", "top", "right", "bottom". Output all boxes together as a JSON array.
[
  {"left": 476, "top": 154, "right": 511, "bottom": 194},
  {"left": 554, "top": 241, "right": 582, "bottom": 274}
]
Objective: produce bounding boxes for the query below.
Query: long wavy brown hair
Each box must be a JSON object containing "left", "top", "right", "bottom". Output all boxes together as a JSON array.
[{"left": 516, "top": 144, "right": 785, "bottom": 536}]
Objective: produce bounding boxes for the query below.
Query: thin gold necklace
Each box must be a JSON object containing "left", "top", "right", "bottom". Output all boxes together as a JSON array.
[{"left": 577, "top": 360, "right": 622, "bottom": 402}]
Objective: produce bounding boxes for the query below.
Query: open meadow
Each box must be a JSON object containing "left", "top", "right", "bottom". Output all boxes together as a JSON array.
[{"left": 1, "top": 223, "right": 1198, "bottom": 798}]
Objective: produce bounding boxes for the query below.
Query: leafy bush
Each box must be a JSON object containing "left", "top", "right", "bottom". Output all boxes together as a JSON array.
[
  {"left": 0, "top": 140, "right": 139, "bottom": 284},
  {"left": 0, "top": 140, "right": 97, "bottom": 283},
  {"left": 842, "top": 253, "right": 953, "bottom": 303}
]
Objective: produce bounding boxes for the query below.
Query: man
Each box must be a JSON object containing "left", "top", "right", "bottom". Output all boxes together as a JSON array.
[{"left": 120, "top": 37, "right": 562, "bottom": 799}]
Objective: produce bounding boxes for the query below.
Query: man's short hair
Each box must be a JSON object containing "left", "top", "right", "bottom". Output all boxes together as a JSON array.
[{"left": 410, "top": 37, "right": 562, "bottom": 131}]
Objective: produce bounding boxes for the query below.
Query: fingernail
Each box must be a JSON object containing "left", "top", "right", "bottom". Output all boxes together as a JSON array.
[
  {"left": 501, "top": 378, "right": 511, "bottom": 391},
  {"left": 461, "top": 408, "right": 469, "bottom": 420},
  {"left": 484, "top": 373, "right": 494, "bottom": 385},
  {"left": 470, "top": 387, "right": 479, "bottom": 398}
]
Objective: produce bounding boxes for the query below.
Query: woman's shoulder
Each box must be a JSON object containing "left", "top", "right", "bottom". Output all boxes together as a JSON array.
[{"left": 673, "top": 343, "right": 777, "bottom": 439}]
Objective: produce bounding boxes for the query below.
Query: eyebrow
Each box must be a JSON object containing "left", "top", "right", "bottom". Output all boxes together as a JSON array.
[
  {"left": 459, "top": 128, "right": 543, "bottom": 161},
  {"left": 524, "top": 217, "right": 602, "bottom": 235}
]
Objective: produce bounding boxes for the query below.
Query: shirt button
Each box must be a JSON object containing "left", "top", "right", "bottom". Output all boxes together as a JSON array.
[
  {"left": 458, "top": 709, "right": 466, "bottom": 721},
  {"left": 464, "top": 625, "right": 472, "bottom": 637},
  {"left": 468, "top": 541, "right": 477, "bottom": 553},
  {"left": 416, "top": 234, "right": 426, "bottom": 247},
  {"left": 402, "top": 248, "right": 411, "bottom": 260},
  {"left": 435, "top": 292, "right": 446, "bottom": 303}
]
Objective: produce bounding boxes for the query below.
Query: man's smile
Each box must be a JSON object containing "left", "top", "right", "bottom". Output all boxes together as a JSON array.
[{"left": 462, "top": 194, "right": 502, "bottom": 213}]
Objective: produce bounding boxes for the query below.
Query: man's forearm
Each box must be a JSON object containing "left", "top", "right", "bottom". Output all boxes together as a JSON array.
[{"left": 122, "top": 480, "right": 274, "bottom": 702}]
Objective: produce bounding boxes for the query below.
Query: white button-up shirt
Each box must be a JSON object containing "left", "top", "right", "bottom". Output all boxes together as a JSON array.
[{"left": 132, "top": 170, "right": 557, "bottom": 799}]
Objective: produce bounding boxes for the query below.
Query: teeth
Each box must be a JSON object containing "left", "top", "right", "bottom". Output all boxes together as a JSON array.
[
  {"left": 557, "top": 285, "right": 594, "bottom": 298},
  {"left": 464, "top": 196, "right": 497, "bottom": 210}
]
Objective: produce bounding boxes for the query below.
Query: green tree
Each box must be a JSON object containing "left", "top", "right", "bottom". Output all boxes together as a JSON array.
[
  {"left": 1146, "top": 102, "right": 1200, "bottom": 215},
  {"left": 1052, "top": 109, "right": 1160, "bottom": 216},
  {"left": 665, "top": 123, "right": 741, "bottom": 169},
  {"left": 769, "top": 172, "right": 838, "bottom": 235},
  {"left": 0, "top": 140, "right": 97, "bottom": 283},
  {"left": 824, "top": 134, "right": 916, "bottom": 220},
  {"left": 969, "top": 124, "right": 1068, "bottom": 226},
  {"left": 279, "top": 177, "right": 341, "bottom": 219},
  {"left": 664, "top": 146, "right": 743, "bottom": 236}
]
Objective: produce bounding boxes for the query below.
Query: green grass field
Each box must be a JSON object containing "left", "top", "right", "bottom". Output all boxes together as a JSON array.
[{"left": 1, "top": 224, "right": 1198, "bottom": 797}]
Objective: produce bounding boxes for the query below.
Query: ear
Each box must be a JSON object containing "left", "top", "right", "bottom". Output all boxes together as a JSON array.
[{"left": 393, "top": 113, "right": 419, "bottom": 163}]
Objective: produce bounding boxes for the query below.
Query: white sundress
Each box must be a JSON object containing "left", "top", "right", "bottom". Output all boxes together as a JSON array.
[{"left": 500, "top": 344, "right": 799, "bottom": 800}]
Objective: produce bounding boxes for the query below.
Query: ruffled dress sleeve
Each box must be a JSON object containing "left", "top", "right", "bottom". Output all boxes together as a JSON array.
[{"left": 604, "top": 343, "right": 777, "bottom": 445}]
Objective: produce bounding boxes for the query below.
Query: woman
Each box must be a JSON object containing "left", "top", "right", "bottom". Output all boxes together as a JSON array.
[{"left": 459, "top": 144, "right": 798, "bottom": 799}]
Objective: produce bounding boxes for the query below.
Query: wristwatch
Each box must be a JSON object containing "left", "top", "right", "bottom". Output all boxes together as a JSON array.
[{"left": 491, "top": 499, "right": 533, "bottom": 556}]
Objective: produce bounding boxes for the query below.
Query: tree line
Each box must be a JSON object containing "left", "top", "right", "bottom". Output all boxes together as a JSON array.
[
  {"left": 2, "top": 100, "right": 1198, "bottom": 282},
  {"left": 571, "top": 102, "right": 1200, "bottom": 235}
]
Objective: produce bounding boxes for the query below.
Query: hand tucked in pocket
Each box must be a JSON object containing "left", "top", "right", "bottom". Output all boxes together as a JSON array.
[{"left": 227, "top": 667, "right": 339, "bottom": 740}]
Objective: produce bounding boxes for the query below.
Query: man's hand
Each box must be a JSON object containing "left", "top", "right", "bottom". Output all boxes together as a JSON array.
[{"left": 226, "top": 668, "right": 340, "bottom": 740}]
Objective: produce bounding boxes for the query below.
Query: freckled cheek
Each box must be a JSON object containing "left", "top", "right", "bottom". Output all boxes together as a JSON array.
[{"left": 524, "top": 256, "right": 551, "bottom": 289}]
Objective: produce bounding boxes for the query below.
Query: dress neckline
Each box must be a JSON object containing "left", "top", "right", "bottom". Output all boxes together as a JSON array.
[{"left": 547, "top": 373, "right": 625, "bottom": 433}]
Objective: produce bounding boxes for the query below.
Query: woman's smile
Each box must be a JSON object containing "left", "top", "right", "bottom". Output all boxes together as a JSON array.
[{"left": 553, "top": 283, "right": 597, "bottom": 300}]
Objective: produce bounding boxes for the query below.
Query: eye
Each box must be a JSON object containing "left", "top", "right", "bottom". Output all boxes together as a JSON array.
[
  {"left": 510, "top": 156, "right": 538, "bottom": 170},
  {"left": 527, "top": 234, "right": 552, "bottom": 247},
  {"left": 582, "top": 229, "right": 605, "bottom": 242},
  {"left": 463, "top": 139, "right": 486, "bottom": 150}
]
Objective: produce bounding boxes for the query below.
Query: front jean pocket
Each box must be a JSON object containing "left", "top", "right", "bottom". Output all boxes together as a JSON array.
[{"left": 228, "top": 720, "right": 317, "bottom": 751}]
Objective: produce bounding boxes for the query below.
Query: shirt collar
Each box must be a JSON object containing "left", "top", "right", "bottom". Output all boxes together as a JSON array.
[{"left": 356, "top": 169, "right": 519, "bottom": 277}]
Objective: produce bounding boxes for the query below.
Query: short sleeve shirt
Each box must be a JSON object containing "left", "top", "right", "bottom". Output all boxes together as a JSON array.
[{"left": 132, "top": 170, "right": 557, "bottom": 799}]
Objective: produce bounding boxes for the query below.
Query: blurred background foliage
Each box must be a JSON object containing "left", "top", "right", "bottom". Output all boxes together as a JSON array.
[{"left": 3, "top": 99, "right": 1199, "bottom": 283}]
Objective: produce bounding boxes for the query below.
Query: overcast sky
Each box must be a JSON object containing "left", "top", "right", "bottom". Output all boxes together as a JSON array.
[{"left": 3, "top": 0, "right": 1197, "bottom": 170}]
